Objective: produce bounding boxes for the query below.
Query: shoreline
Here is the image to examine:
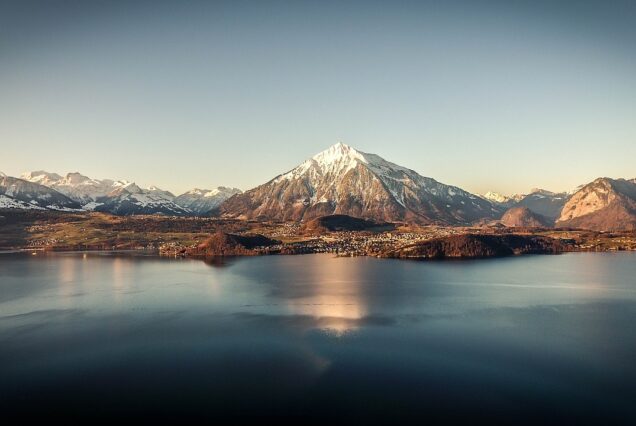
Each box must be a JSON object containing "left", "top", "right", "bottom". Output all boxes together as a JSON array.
[{"left": 2, "top": 211, "right": 636, "bottom": 261}]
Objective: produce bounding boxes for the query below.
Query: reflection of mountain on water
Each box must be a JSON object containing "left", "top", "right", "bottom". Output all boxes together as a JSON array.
[
  {"left": 226, "top": 254, "right": 437, "bottom": 335},
  {"left": 202, "top": 256, "right": 236, "bottom": 268},
  {"left": 247, "top": 255, "right": 375, "bottom": 335}
]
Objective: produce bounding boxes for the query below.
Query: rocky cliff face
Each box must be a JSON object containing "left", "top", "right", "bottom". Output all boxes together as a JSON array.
[
  {"left": 221, "top": 143, "right": 500, "bottom": 224},
  {"left": 556, "top": 178, "right": 636, "bottom": 231}
]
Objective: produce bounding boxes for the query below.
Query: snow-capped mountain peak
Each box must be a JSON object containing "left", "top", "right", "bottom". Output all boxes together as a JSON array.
[
  {"left": 63, "top": 172, "right": 94, "bottom": 185},
  {"left": 20, "top": 170, "right": 63, "bottom": 185},
  {"left": 147, "top": 186, "right": 175, "bottom": 200},
  {"left": 174, "top": 186, "right": 242, "bottom": 214},
  {"left": 223, "top": 143, "right": 501, "bottom": 224},
  {"left": 312, "top": 142, "right": 367, "bottom": 168},
  {"left": 482, "top": 191, "right": 513, "bottom": 204}
]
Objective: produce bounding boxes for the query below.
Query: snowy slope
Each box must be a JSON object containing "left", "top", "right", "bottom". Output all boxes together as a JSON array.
[
  {"left": 93, "top": 184, "right": 191, "bottom": 216},
  {"left": 174, "top": 187, "right": 242, "bottom": 214},
  {"left": 0, "top": 194, "right": 45, "bottom": 210},
  {"left": 0, "top": 175, "right": 81, "bottom": 210},
  {"left": 21, "top": 171, "right": 117, "bottom": 203},
  {"left": 20, "top": 171, "right": 191, "bottom": 215}
]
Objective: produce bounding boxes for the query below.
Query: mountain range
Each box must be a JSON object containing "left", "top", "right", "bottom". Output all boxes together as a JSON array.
[
  {"left": 0, "top": 170, "right": 241, "bottom": 216},
  {"left": 2, "top": 143, "right": 635, "bottom": 231}
]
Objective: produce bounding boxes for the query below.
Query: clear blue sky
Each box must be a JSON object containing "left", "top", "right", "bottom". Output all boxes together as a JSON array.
[{"left": 1, "top": 0, "right": 635, "bottom": 195}]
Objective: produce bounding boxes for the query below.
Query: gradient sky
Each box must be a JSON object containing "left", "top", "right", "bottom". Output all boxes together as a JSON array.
[{"left": 1, "top": 0, "right": 635, "bottom": 195}]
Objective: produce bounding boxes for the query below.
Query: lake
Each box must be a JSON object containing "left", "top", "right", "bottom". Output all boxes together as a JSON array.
[{"left": 1, "top": 252, "right": 636, "bottom": 423}]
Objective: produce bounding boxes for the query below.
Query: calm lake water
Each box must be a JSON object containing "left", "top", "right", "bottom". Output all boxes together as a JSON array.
[{"left": 2, "top": 251, "right": 636, "bottom": 423}]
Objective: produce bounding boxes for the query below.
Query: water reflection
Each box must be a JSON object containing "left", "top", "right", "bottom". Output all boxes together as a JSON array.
[
  {"left": 2, "top": 252, "right": 636, "bottom": 422},
  {"left": 203, "top": 256, "right": 235, "bottom": 268},
  {"left": 231, "top": 255, "right": 372, "bottom": 335}
]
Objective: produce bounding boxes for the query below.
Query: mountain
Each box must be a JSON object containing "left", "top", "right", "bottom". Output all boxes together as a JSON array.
[
  {"left": 20, "top": 170, "right": 192, "bottom": 215},
  {"left": 556, "top": 178, "right": 636, "bottom": 231},
  {"left": 0, "top": 175, "right": 81, "bottom": 210},
  {"left": 484, "top": 188, "right": 571, "bottom": 220},
  {"left": 147, "top": 185, "right": 177, "bottom": 200},
  {"left": 515, "top": 189, "right": 570, "bottom": 220},
  {"left": 481, "top": 191, "right": 516, "bottom": 206},
  {"left": 93, "top": 182, "right": 191, "bottom": 216},
  {"left": 220, "top": 143, "right": 501, "bottom": 224},
  {"left": 500, "top": 206, "right": 552, "bottom": 227},
  {"left": 174, "top": 187, "right": 242, "bottom": 215},
  {"left": 21, "top": 171, "right": 118, "bottom": 204},
  {"left": 19, "top": 170, "right": 63, "bottom": 186}
]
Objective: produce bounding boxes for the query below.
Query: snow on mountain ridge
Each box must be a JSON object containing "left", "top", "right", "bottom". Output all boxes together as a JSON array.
[
  {"left": 20, "top": 170, "right": 63, "bottom": 186},
  {"left": 482, "top": 191, "right": 512, "bottom": 204},
  {"left": 174, "top": 186, "right": 242, "bottom": 214}
]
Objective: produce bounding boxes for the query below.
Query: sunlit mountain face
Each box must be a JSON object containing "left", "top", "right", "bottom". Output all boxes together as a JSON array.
[{"left": 221, "top": 143, "right": 500, "bottom": 224}]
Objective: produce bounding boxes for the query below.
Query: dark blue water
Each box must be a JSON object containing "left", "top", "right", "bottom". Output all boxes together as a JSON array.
[{"left": 1, "top": 252, "right": 636, "bottom": 423}]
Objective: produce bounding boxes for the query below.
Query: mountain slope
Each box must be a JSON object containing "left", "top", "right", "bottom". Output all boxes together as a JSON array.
[
  {"left": 481, "top": 191, "right": 518, "bottom": 207},
  {"left": 221, "top": 143, "right": 500, "bottom": 224},
  {"left": 0, "top": 175, "right": 81, "bottom": 210},
  {"left": 482, "top": 188, "right": 571, "bottom": 220},
  {"left": 93, "top": 183, "right": 191, "bottom": 216},
  {"left": 500, "top": 206, "right": 552, "bottom": 227},
  {"left": 556, "top": 178, "right": 636, "bottom": 231},
  {"left": 0, "top": 194, "right": 45, "bottom": 210},
  {"left": 22, "top": 171, "right": 121, "bottom": 203},
  {"left": 174, "top": 187, "right": 242, "bottom": 215},
  {"left": 21, "top": 170, "right": 193, "bottom": 215},
  {"left": 516, "top": 189, "right": 570, "bottom": 220}
]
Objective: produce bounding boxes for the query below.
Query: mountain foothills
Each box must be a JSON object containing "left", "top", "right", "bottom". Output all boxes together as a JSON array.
[{"left": 1, "top": 143, "right": 635, "bottom": 231}]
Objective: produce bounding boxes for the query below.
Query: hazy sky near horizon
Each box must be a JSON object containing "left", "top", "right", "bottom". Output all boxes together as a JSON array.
[{"left": 1, "top": 0, "right": 635, "bottom": 195}]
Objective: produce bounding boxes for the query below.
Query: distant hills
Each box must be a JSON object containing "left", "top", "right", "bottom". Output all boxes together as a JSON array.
[{"left": 2, "top": 143, "right": 635, "bottom": 231}]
